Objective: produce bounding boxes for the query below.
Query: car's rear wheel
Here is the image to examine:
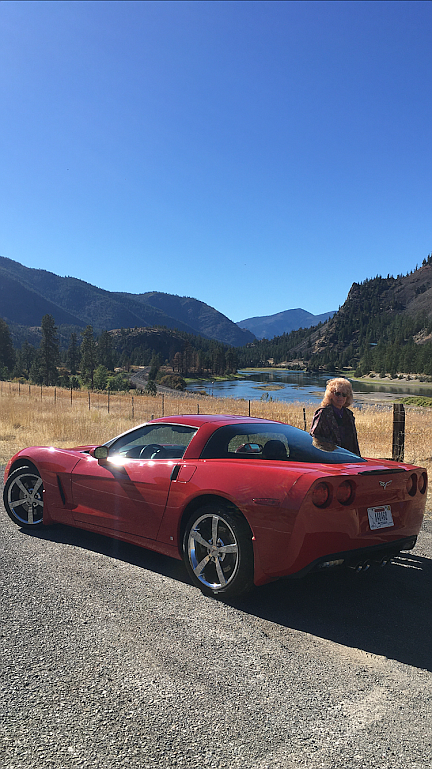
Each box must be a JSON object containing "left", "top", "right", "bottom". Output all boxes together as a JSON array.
[
  {"left": 3, "top": 465, "right": 44, "bottom": 527},
  {"left": 182, "top": 505, "right": 254, "bottom": 598}
]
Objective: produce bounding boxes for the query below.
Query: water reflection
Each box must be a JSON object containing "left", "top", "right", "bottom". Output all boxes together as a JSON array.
[
  {"left": 187, "top": 370, "right": 331, "bottom": 405},
  {"left": 186, "top": 370, "right": 432, "bottom": 405}
]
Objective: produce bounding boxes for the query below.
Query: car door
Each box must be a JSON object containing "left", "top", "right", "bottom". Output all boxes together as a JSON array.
[
  {"left": 70, "top": 454, "right": 174, "bottom": 540},
  {"left": 70, "top": 422, "right": 197, "bottom": 540}
]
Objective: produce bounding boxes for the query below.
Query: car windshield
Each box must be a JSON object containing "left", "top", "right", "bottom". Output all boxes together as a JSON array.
[
  {"left": 200, "top": 424, "right": 365, "bottom": 464},
  {"left": 107, "top": 423, "right": 197, "bottom": 460}
]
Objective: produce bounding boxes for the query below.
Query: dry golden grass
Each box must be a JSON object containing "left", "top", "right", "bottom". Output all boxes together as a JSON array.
[{"left": 0, "top": 382, "right": 430, "bottom": 516}]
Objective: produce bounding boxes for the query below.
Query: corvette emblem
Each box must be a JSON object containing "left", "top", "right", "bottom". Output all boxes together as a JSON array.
[{"left": 379, "top": 480, "right": 392, "bottom": 489}]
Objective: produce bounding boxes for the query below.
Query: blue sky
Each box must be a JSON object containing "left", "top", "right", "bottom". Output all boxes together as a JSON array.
[{"left": 1, "top": 0, "right": 431, "bottom": 323}]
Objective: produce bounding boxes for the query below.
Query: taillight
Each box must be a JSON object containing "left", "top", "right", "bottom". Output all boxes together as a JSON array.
[
  {"left": 419, "top": 472, "right": 427, "bottom": 495},
  {"left": 336, "top": 480, "right": 354, "bottom": 505},
  {"left": 407, "top": 473, "right": 417, "bottom": 497},
  {"left": 312, "top": 482, "right": 331, "bottom": 508}
]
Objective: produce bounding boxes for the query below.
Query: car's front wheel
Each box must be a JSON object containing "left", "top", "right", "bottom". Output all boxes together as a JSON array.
[
  {"left": 182, "top": 505, "right": 254, "bottom": 598},
  {"left": 3, "top": 465, "right": 44, "bottom": 527}
]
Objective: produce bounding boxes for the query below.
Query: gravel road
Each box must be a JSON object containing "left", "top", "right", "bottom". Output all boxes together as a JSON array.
[{"left": 1, "top": 469, "right": 431, "bottom": 769}]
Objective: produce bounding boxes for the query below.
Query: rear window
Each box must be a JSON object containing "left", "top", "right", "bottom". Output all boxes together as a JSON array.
[{"left": 200, "top": 424, "right": 365, "bottom": 464}]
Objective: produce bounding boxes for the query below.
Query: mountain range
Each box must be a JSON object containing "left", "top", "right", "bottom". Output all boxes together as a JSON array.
[
  {"left": 2, "top": 253, "right": 431, "bottom": 377},
  {"left": 0, "top": 255, "right": 335, "bottom": 348},
  {"left": 237, "top": 308, "right": 335, "bottom": 339},
  {"left": 0, "top": 256, "right": 254, "bottom": 347}
]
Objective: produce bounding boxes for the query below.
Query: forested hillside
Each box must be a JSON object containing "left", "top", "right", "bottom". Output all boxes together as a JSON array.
[
  {"left": 0, "top": 255, "right": 254, "bottom": 347},
  {"left": 237, "top": 255, "right": 432, "bottom": 376},
  {"left": 0, "top": 317, "right": 239, "bottom": 389}
]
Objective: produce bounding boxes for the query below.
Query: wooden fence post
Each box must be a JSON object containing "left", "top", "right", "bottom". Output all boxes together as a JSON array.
[
  {"left": 248, "top": 400, "right": 251, "bottom": 417},
  {"left": 392, "top": 403, "right": 405, "bottom": 461},
  {"left": 303, "top": 407, "right": 307, "bottom": 431},
  {"left": 162, "top": 394, "right": 165, "bottom": 416},
  {"left": 88, "top": 391, "right": 91, "bottom": 411}
]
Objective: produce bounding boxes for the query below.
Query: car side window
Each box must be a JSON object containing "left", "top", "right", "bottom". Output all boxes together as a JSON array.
[{"left": 109, "top": 424, "right": 197, "bottom": 460}]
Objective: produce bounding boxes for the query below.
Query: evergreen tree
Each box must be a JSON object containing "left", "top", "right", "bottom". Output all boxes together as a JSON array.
[
  {"left": 93, "top": 365, "right": 109, "bottom": 390},
  {"left": 67, "top": 332, "right": 80, "bottom": 375},
  {"left": 148, "top": 353, "right": 161, "bottom": 381},
  {"left": 13, "top": 340, "right": 37, "bottom": 379},
  {"left": 225, "top": 348, "right": 238, "bottom": 374},
  {"left": 30, "top": 351, "right": 43, "bottom": 385},
  {"left": 39, "top": 314, "right": 59, "bottom": 385},
  {"left": 21, "top": 340, "right": 36, "bottom": 379},
  {"left": 0, "top": 318, "right": 15, "bottom": 375},
  {"left": 97, "top": 330, "right": 114, "bottom": 371},
  {"left": 80, "top": 326, "right": 97, "bottom": 387}
]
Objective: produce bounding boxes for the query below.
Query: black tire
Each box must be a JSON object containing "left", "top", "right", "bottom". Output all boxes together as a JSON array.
[
  {"left": 3, "top": 465, "right": 44, "bottom": 527},
  {"left": 182, "top": 504, "right": 254, "bottom": 598}
]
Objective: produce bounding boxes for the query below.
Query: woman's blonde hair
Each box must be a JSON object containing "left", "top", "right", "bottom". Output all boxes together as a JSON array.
[{"left": 321, "top": 377, "right": 354, "bottom": 408}]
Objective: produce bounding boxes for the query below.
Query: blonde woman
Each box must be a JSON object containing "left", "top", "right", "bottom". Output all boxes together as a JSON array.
[{"left": 310, "top": 377, "right": 360, "bottom": 456}]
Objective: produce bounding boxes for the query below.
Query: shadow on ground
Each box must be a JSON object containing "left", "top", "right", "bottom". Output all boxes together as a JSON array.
[{"left": 20, "top": 520, "right": 432, "bottom": 673}]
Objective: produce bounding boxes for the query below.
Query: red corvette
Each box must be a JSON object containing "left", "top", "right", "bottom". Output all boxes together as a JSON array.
[{"left": 3, "top": 414, "right": 427, "bottom": 597}]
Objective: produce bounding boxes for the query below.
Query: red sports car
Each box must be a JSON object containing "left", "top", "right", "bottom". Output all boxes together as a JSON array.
[{"left": 3, "top": 414, "right": 427, "bottom": 597}]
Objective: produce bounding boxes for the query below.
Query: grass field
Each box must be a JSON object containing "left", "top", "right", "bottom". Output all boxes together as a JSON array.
[{"left": 0, "top": 381, "right": 430, "bottom": 516}]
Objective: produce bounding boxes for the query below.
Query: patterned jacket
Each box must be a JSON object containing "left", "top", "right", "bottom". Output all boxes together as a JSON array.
[{"left": 310, "top": 405, "right": 361, "bottom": 456}]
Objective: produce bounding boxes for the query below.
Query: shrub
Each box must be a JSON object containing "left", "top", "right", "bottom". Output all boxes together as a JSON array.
[
  {"left": 159, "top": 374, "right": 186, "bottom": 391},
  {"left": 93, "top": 365, "right": 109, "bottom": 391},
  {"left": 145, "top": 379, "right": 157, "bottom": 396},
  {"left": 107, "top": 373, "right": 130, "bottom": 392}
]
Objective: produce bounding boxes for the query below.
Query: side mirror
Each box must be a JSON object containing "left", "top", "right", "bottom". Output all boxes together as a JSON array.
[{"left": 92, "top": 446, "right": 109, "bottom": 460}]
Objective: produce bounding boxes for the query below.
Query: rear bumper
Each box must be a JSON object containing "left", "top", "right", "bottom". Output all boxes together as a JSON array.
[{"left": 286, "top": 535, "right": 418, "bottom": 578}]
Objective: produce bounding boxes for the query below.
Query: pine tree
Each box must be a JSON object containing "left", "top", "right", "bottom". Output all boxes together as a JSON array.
[
  {"left": 13, "top": 340, "right": 36, "bottom": 379},
  {"left": 80, "top": 326, "right": 97, "bottom": 387},
  {"left": 67, "top": 332, "right": 80, "bottom": 375},
  {"left": 39, "top": 314, "right": 59, "bottom": 385},
  {"left": 0, "top": 318, "right": 15, "bottom": 375},
  {"left": 97, "top": 330, "right": 114, "bottom": 371}
]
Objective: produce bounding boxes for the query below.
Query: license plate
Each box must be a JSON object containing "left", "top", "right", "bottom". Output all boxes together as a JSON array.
[{"left": 367, "top": 505, "right": 394, "bottom": 530}]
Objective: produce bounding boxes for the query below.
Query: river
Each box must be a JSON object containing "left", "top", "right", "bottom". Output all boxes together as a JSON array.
[{"left": 186, "top": 369, "right": 432, "bottom": 405}]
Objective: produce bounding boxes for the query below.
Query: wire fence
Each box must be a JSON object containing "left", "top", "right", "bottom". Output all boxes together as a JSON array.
[{"left": 0, "top": 380, "right": 316, "bottom": 428}]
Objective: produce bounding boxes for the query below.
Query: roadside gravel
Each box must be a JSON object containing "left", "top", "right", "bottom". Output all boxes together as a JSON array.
[{"left": 1, "top": 469, "right": 431, "bottom": 769}]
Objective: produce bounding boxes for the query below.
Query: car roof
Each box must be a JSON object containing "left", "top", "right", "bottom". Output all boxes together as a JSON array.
[
  {"left": 148, "top": 414, "right": 284, "bottom": 459},
  {"left": 149, "top": 414, "right": 277, "bottom": 428}
]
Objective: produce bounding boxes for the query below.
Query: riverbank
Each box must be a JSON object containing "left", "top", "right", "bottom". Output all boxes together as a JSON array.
[
  {"left": 348, "top": 374, "right": 432, "bottom": 406},
  {"left": 350, "top": 374, "right": 432, "bottom": 388}
]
